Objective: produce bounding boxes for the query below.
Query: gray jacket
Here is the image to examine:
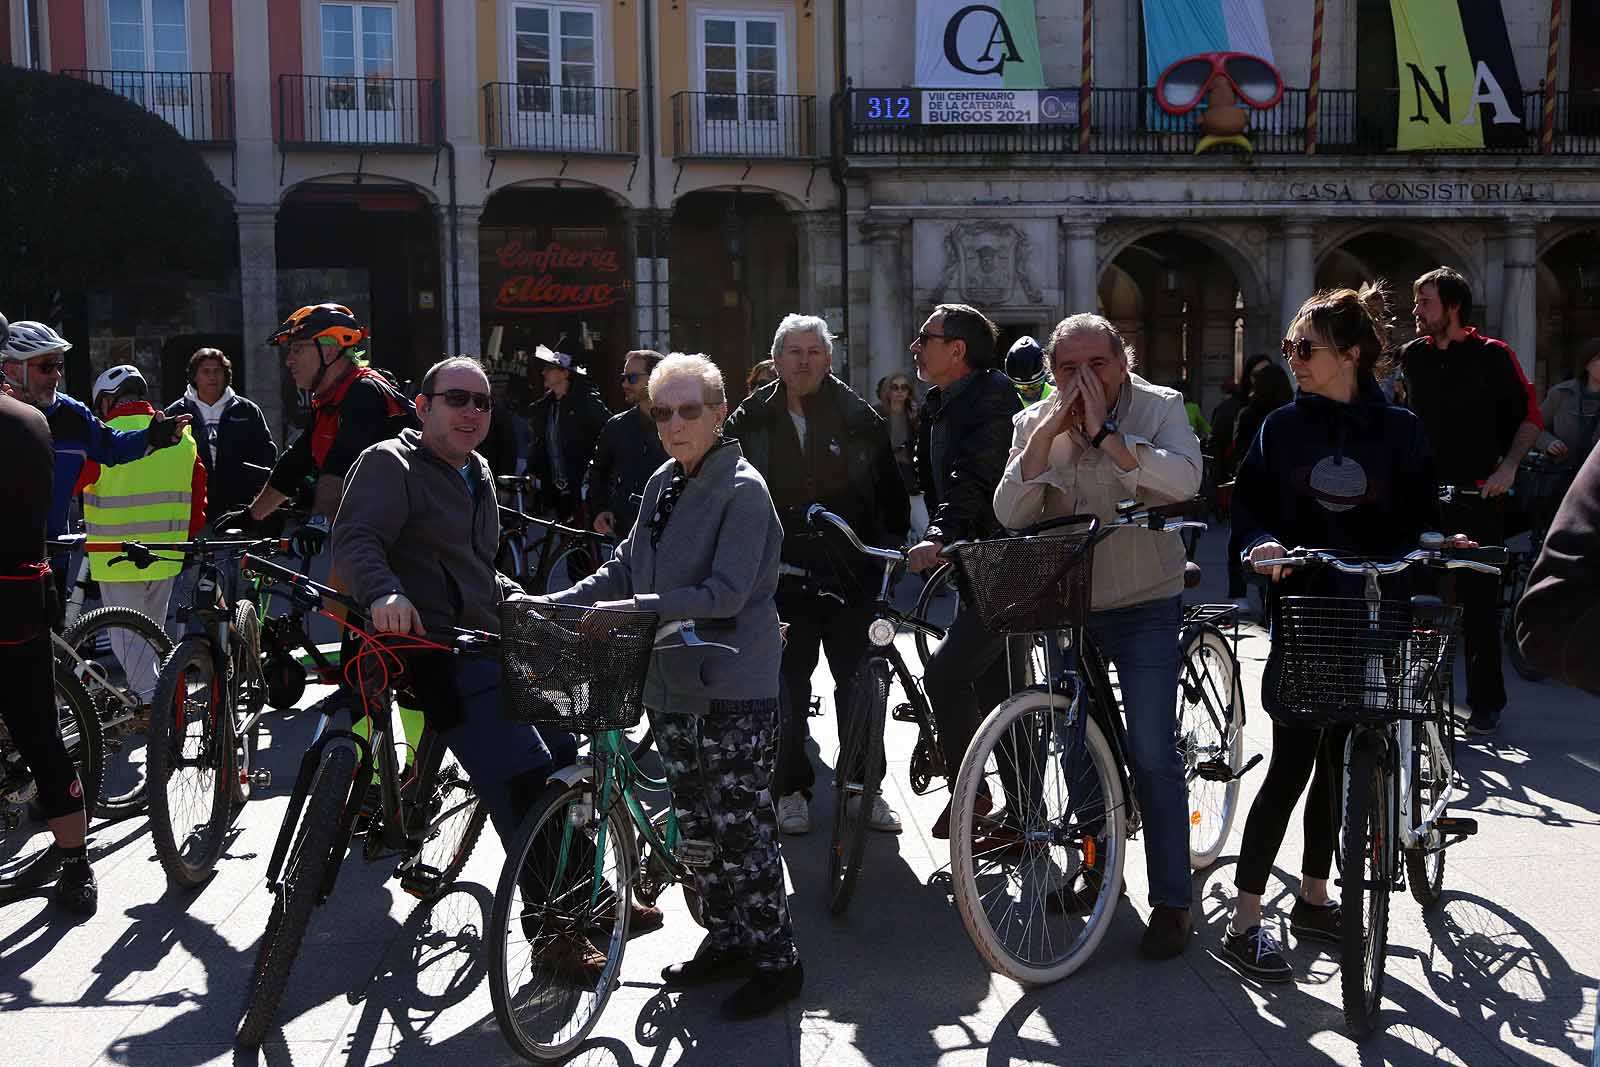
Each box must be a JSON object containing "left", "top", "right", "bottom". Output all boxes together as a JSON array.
[
  {"left": 333, "top": 429, "right": 521, "bottom": 638},
  {"left": 546, "top": 439, "right": 783, "bottom": 715}
]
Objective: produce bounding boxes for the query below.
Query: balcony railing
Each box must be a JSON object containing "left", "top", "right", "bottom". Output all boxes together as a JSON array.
[
  {"left": 671, "top": 91, "right": 814, "bottom": 158},
  {"left": 847, "top": 87, "right": 1600, "bottom": 157},
  {"left": 483, "top": 82, "right": 638, "bottom": 155},
  {"left": 63, "top": 69, "right": 234, "bottom": 144},
  {"left": 278, "top": 74, "right": 440, "bottom": 149}
]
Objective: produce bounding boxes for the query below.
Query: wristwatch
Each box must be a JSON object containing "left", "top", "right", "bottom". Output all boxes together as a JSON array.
[{"left": 1089, "top": 419, "right": 1118, "bottom": 449}]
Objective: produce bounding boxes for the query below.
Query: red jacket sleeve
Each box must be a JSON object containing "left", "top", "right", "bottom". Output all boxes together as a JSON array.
[
  {"left": 74, "top": 460, "right": 102, "bottom": 498},
  {"left": 190, "top": 455, "right": 209, "bottom": 536},
  {"left": 1496, "top": 342, "right": 1544, "bottom": 429}
]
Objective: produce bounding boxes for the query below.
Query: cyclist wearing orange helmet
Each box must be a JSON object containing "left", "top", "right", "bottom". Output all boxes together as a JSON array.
[{"left": 236, "top": 304, "right": 418, "bottom": 553}]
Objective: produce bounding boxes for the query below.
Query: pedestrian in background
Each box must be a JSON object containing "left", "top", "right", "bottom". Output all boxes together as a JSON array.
[
  {"left": 165, "top": 347, "right": 275, "bottom": 526},
  {"left": 526, "top": 346, "right": 609, "bottom": 520},
  {"left": 587, "top": 349, "right": 668, "bottom": 537},
  {"left": 876, "top": 371, "right": 927, "bottom": 542}
]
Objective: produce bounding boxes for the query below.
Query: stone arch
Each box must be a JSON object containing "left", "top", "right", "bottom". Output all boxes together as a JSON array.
[
  {"left": 1096, "top": 221, "right": 1273, "bottom": 320},
  {"left": 484, "top": 175, "right": 633, "bottom": 211},
  {"left": 670, "top": 180, "right": 809, "bottom": 215},
  {"left": 1314, "top": 221, "right": 1481, "bottom": 297},
  {"left": 281, "top": 173, "right": 442, "bottom": 207}
]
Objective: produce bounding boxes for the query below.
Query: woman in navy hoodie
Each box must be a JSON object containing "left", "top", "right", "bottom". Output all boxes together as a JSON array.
[{"left": 1220, "top": 284, "right": 1444, "bottom": 982}]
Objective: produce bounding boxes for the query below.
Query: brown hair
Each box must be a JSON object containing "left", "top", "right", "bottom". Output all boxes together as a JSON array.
[
  {"left": 933, "top": 303, "right": 1000, "bottom": 370},
  {"left": 188, "top": 347, "right": 232, "bottom": 387},
  {"left": 1293, "top": 283, "right": 1392, "bottom": 382},
  {"left": 746, "top": 359, "right": 778, "bottom": 395},
  {"left": 876, "top": 372, "right": 920, "bottom": 419},
  {"left": 1413, "top": 266, "right": 1472, "bottom": 324},
  {"left": 626, "top": 349, "right": 665, "bottom": 372}
]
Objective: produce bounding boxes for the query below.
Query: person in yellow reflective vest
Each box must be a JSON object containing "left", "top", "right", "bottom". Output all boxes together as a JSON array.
[{"left": 77, "top": 366, "right": 207, "bottom": 703}]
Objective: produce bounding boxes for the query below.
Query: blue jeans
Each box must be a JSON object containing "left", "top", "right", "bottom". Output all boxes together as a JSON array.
[{"left": 1085, "top": 595, "right": 1191, "bottom": 909}]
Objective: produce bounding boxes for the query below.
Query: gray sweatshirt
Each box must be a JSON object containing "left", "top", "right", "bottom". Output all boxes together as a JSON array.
[{"left": 546, "top": 439, "right": 783, "bottom": 715}]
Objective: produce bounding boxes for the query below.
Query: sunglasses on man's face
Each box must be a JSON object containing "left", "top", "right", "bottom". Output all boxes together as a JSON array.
[
  {"left": 27, "top": 359, "right": 64, "bottom": 377},
  {"left": 425, "top": 389, "right": 492, "bottom": 412},
  {"left": 650, "top": 402, "right": 705, "bottom": 424},
  {"left": 621, "top": 372, "right": 647, "bottom": 384}
]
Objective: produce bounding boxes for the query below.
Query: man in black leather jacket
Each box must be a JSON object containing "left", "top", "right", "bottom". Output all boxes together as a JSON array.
[
  {"left": 586, "top": 349, "right": 667, "bottom": 537},
  {"left": 723, "top": 314, "right": 909, "bottom": 836},
  {"left": 526, "top": 346, "right": 610, "bottom": 518},
  {"left": 905, "top": 303, "right": 1025, "bottom": 839}
]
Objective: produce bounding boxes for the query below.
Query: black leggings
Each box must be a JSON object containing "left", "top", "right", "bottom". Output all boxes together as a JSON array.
[
  {"left": 1233, "top": 721, "right": 1347, "bottom": 897},
  {"left": 0, "top": 632, "right": 86, "bottom": 820}
]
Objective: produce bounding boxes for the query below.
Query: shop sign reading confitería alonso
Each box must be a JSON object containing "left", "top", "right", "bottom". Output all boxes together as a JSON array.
[{"left": 488, "top": 234, "right": 623, "bottom": 315}]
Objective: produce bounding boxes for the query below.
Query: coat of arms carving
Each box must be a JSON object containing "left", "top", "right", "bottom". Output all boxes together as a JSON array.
[{"left": 937, "top": 222, "right": 1043, "bottom": 305}]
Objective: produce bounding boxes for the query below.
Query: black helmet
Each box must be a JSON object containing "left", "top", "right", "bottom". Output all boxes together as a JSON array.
[{"left": 1005, "top": 335, "right": 1047, "bottom": 386}]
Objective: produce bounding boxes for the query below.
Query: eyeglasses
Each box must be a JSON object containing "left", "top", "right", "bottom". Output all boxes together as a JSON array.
[
  {"left": 424, "top": 389, "right": 492, "bottom": 412},
  {"left": 913, "top": 331, "right": 950, "bottom": 346},
  {"left": 888, "top": 383, "right": 912, "bottom": 392},
  {"left": 1281, "top": 337, "right": 1334, "bottom": 362},
  {"left": 621, "top": 372, "right": 646, "bottom": 384},
  {"left": 1156, "top": 51, "right": 1285, "bottom": 115},
  {"left": 650, "top": 402, "right": 705, "bottom": 424},
  {"left": 27, "top": 359, "right": 64, "bottom": 376}
]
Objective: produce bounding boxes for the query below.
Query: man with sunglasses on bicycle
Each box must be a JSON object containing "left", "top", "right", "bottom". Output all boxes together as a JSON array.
[
  {"left": 586, "top": 349, "right": 667, "bottom": 538},
  {"left": 335, "top": 356, "right": 651, "bottom": 978}
]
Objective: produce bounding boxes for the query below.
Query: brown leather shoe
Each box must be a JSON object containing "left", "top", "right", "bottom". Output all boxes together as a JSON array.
[
  {"left": 1139, "top": 905, "right": 1195, "bottom": 960},
  {"left": 594, "top": 898, "right": 666, "bottom": 939},
  {"left": 932, "top": 783, "right": 992, "bottom": 840},
  {"left": 535, "top": 935, "right": 609, "bottom": 987}
]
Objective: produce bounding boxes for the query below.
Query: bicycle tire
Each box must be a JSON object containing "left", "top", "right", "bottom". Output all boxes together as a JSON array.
[
  {"left": 543, "top": 541, "right": 609, "bottom": 596},
  {"left": 1178, "top": 625, "right": 1244, "bottom": 870},
  {"left": 410, "top": 758, "right": 488, "bottom": 903},
  {"left": 1340, "top": 733, "right": 1392, "bottom": 1037},
  {"left": 950, "top": 688, "right": 1127, "bottom": 985},
  {"left": 60, "top": 605, "right": 172, "bottom": 820},
  {"left": 490, "top": 779, "right": 633, "bottom": 1062},
  {"left": 148, "top": 636, "right": 233, "bottom": 888},
  {"left": 827, "top": 658, "right": 889, "bottom": 915},
  {"left": 912, "top": 562, "right": 958, "bottom": 672},
  {"left": 229, "top": 600, "right": 265, "bottom": 808},
  {"left": 1, "top": 663, "right": 104, "bottom": 886},
  {"left": 236, "top": 742, "right": 357, "bottom": 1048},
  {"left": 1404, "top": 715, "right": 1448, "bottom": 909}
]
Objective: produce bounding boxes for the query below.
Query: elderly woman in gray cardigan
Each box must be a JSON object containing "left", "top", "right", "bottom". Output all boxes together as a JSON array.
[{"left": 544, "top": 352, "right": 801, "bottom": 1019}]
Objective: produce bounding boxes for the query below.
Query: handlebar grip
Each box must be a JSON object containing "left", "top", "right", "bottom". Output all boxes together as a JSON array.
[
  {"left": 1148, "top": 498, "right": 1206, "bottom": 522},
  {"left": 1016, "top": 514, "right": 1100, "bottom": 538},
  {"left": 1446, "top": 546, "right": 1509, "bottom": 566}
]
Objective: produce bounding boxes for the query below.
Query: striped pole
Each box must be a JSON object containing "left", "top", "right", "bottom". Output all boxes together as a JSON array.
[
  {"left": 1543, "top": 0, "right": 1562, "bottom": 154},
  {"left": 1306, "top": 0, "right": 1324, "bottom": 155},
  {"left": 1080, "top": 0, "right": 1093, "bottom": 152}
]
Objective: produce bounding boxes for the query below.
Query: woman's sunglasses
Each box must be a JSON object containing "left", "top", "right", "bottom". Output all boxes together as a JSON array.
[
  {"left": 424, "top": 389, "right": 492, "bottom": 412},
  {"left": 650, "top": 402, "right": 705, "bottom": 424},
  {"left": 888, "top": 382, "right": 912, "bottom": 392},
  {"left": 1281, "top": 337, "right": 1333, "bottom": 362},
  {"left": 1156, "top": 51, "right": 1284, "bottom": 114}
]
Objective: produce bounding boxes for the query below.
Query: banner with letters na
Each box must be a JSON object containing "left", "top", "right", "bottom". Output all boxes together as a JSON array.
[{"left": 1389, "top": 0, "right": 1526, "bottom": 150}]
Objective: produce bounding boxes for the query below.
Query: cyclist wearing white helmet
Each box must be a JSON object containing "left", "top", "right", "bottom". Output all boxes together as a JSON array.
[{"left": 0, "top": 320, "right": 192, "bottom": 616}]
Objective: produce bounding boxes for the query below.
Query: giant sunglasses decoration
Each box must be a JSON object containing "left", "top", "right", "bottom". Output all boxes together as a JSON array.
[{"left": 1156, "top": 51, "right": 1284, "bottom": 115}]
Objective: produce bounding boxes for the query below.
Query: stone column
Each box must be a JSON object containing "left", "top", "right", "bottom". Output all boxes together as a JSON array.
[
  {"left": 437, "top": 204, "right": 484, "bottom": 356},
  {"left": 1279, "top": 219, "right": 1317, "bottom": 342},
  {"left": 1060, "top": 216, "right": 1101, "bottom": 314},
  {"left": 236, "top": 204, "right": 283, "bottom": 436},
  {"left": 862, "top": 218, "right": 908, "bottom": 395},
  {"left": 1498, "top": 220, "right": 1539, "bottom": 382},
  {"left": 629, "top": 209, "right": 670, "bottom": 352}
]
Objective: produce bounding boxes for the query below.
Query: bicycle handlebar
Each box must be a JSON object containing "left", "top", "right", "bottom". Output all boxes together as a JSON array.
[
  {"left": 805, "top": 506, "right": 906, "bottom": 563},
  {"left": 1253, "top": 543, "right": 1506, "bottom": 579},
  {"left": 498, "top": 505, "right": 602, "bottom": 542}
]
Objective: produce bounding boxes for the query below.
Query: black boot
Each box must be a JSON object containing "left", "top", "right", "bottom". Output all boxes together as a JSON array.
[
  {"left": 661, "top": 936, "right": 755, "bottom": 987},
  {"left": 721, "top": 961, "right": 804, "bottom": 1019},
  {"left": 52, "top": 848, "right": 97, "bottom": 916}
]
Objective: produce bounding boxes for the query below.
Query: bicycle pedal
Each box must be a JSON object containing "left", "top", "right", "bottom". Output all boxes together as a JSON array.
[
  {"left": 398, "top": 863, "right": 444, "bottom": 897},
  {"left": 243, "top": 769, "right": 272, "bottom": 788},
  {"left": 1434, "top": 816, "right": 1478, "bottom": 837},
  {"left": 678, "top": 837, "right": 716, "bottom": 869},
  {"left": 891, "top": 702, "right": 919, "bottom": 723}
]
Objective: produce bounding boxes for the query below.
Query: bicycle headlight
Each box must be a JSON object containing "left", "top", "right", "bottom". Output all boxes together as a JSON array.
[{"left": 867, "top": 618, "right": 897, "bottom": 647}]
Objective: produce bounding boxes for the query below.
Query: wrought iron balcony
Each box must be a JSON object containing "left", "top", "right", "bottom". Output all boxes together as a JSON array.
[
  {"left": 671, "top": 91, "right": 815, "bottom": 159},
  {"left": 277, "top": 74, "right": 440, "bottom": 149},
  {"left": 483, "top": 82, "right": 638, "bottom": 155},
  {"left": 63, "top": 69, "right": 234, "bottom": 145}
]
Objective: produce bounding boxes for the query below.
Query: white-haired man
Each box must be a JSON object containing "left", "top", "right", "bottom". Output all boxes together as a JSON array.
[{"left": 723, "top": 314, "right": 909, "bottom": 836}]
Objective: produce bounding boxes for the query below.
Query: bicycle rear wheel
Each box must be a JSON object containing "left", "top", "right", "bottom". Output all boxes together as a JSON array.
[
  {"left": 912, "top": 562, "right": 958, "bottom": 672},
  {"left": 950, "top": 688, "right": 1127, "bottom": 985},
  {"left": 1340, "top": 733, "right": 1393, "bottom": 1037},
  {"left": 827, "top": 658, "right": 889, "bottom": 915},
  {"left": 490, "top": 779, "right": 632, "bottom": 1062},
  {"left": 61, "top": 604, "right": 172, "bottom": 820},
  {"left": 229, "top": 600, "right": 265, "bottom": 808},
  {"left": 148, "top": 636, "right": 234, "bottom": 888},
  {"left": 236, "top": 742, "right": 356, "bottom": 1048},
  {"left": 1405, "top": 716, "right": 1449, "bottom": 908},
  {"left": 406, "top": 757, "right": 487, "bottom": 903},
  {"left": 1178, "top": 625, "right": 1244, "bottom": 870},
  {"left": 1, "top": 664, "right": 105, "bottom": 884}
]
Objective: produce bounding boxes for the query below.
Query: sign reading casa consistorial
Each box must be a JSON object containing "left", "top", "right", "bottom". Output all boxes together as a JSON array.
[{"left": 915, "top": 0, "right": 1044, "bottom": 116}]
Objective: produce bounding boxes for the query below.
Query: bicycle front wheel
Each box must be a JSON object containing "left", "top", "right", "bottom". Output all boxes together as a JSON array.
[
  {"left": 490, "top": 779, "right": 632, "bottom": 1062},
  {"left": 1404, "top": 716, "right": 1449, "bottom": 908},
  {"left": 148, "top": 636, "right": 234, "bottom": 888},
  {"left": 828, "top": 658, "right": 889, "bottom": 915},
  {"left": 0, "top": 664, "right": 103, "bottom": 886},
  {"left": 1341, "top": 733, "right": 1393, "bottom": 1037},
  {"left": 950, "top": 688, "right": 1127, "bottom": 985},
  {"left": 61, "top": 604, "right": 172, "bottom": 820},
  {"left": 229, "top": 600, "right": 265, "bottom": 808},
  {"left": 408, "top": 756, "right": 487, "bottom": 903},
  {"left": 912, "top": 562, "right": 959, "bottom": 672},
  {"left": 1178, "top": 625, "right": 1244, "bottom": 870},
  {"left": 236, "top": 741, "right": 356, "bottom": 1048}
]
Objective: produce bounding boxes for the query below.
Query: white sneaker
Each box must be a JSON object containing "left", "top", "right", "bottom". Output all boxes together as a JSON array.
[
  {"left": 848, "top": 792, "right": 903, "bottom": 834},
  {"left": 776, "top": 792, "right": 811, "bottom": 835}
]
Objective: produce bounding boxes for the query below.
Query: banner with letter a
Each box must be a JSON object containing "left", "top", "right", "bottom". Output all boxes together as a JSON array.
[
  {"left": 915, "top": 0, "right": 1044, "bottom": 88},
  {"left": 1390, "top": 0, "right": 1526, "bottom": 150}
]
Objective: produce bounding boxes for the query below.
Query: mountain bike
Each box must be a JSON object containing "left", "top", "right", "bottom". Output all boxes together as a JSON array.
[
  {"left": 1256, "top": 537, "right": 1505, "bottom": 1036},
  {"left": 488, "top": 599, "right": 709, "bottom": 1062},
  {"left": 235, "top": 554, "right": 489, "bottom": 1048},
  {"left": 86, "top": 537, "right": 279, "bottom": 887},
  {"left": 946, "top": 500, "right": 1257, "bottom": 984}
]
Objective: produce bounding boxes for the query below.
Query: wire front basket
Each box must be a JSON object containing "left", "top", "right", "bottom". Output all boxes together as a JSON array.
[
  {"left": 947, "top": 525, "right": 1096, "bottom": 635},
  {"left": 1266, "top": 596, "right": 1460, "bottom": 727},
  {"left": 500, "top": 601, "right": 658, "bottom": 732}
]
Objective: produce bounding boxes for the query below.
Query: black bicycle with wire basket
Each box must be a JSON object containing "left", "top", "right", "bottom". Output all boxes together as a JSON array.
[
  {"left": 1254, "top": 537, "right": 1505, "bottom": 1037},
  {"left": 944, "top": 500, "right": 1259, "bottom": 985},
  {"left": 487, "top": 598, "right": 722, "bottom": 1062},
  {"left": 234, "top": 553, "right": 492, "bottom": 1049}
]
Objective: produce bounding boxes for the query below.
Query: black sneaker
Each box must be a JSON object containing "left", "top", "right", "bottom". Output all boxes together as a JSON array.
[
  {"left": 53, "top": 862, "right": 98, "bottom": 917},
  {"left": 661, "top": 936, "right": 756, "bottom": 988},
  {"left": 721, "top": 961, "right": 803, "bottom": 1019},
  {"left": 1140, "top": 905, "right": 1195, "bottom": 960},
  {"left": 1464, "top": 714, "right": 1499, "bottom": 737},
  {"left": 1289, "top": 897, "right": 1341, "bottom": 944},
  {"left": 1222, "top": 923, "right": 1292, "bottom": 982}
]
